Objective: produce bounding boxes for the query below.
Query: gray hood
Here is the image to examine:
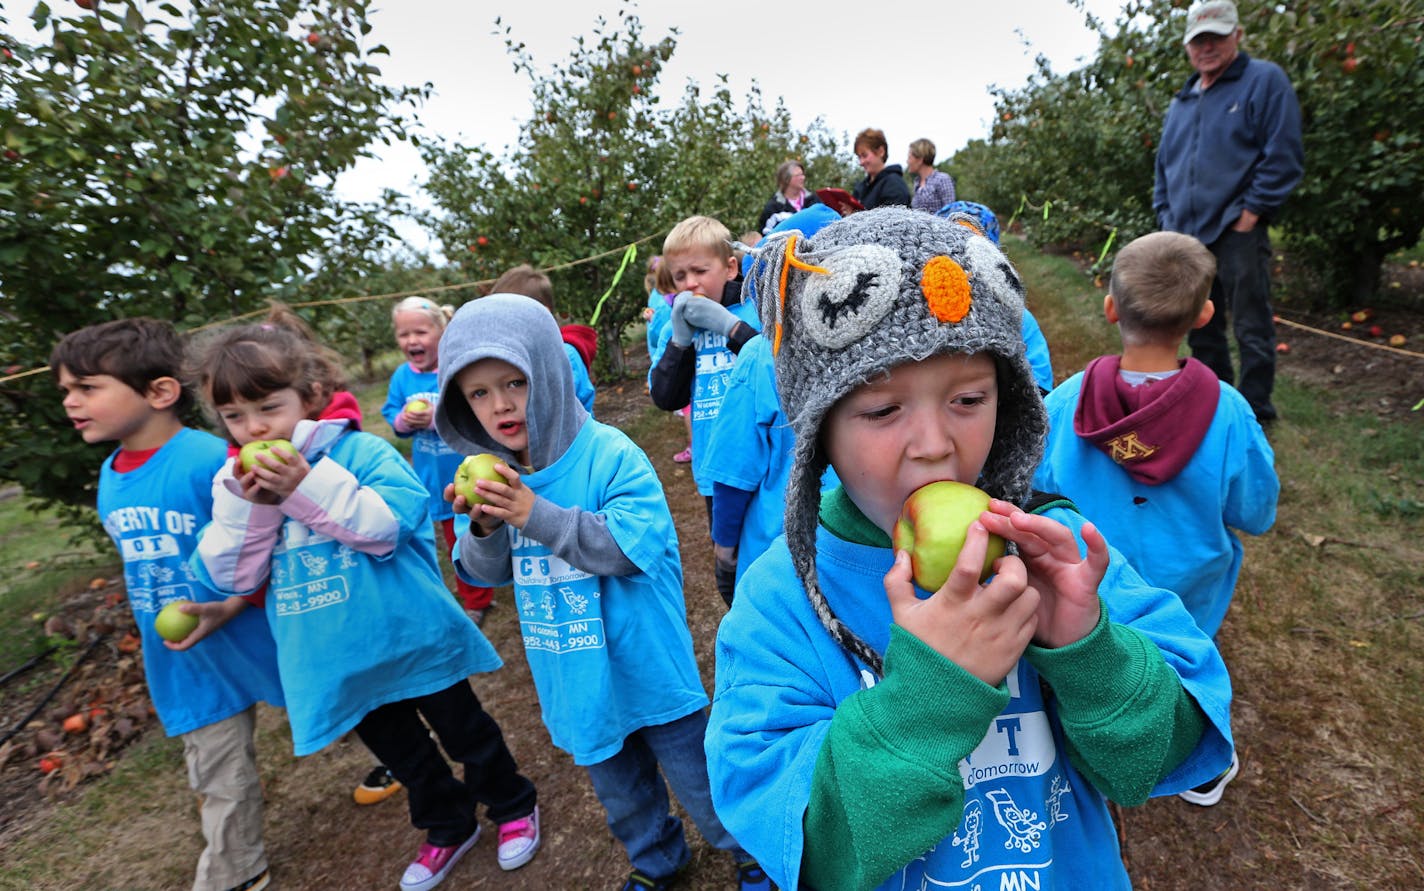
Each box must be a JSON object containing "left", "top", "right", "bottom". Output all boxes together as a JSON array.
[{"left": 434, "top": 293, "right": 587, "bottom": 470}]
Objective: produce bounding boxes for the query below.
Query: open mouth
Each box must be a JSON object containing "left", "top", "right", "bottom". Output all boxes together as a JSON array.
[{"left": 497, "top": 420, "right": 524, "bottom": 436}]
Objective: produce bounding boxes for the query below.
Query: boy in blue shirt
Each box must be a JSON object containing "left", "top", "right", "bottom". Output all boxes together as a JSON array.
[
  {"left": 435, "top": 294, "right": 768, "bottom": 891},
  {"left": 706, "top": 209, "right": 1235, "bottom": 890},
  {"left": 648, "top": 216, "right": 759, "bottom": 525},
  {"left": 52, "top": 319, "right": 283, "bottom": 891},
  {"left": 1033, "top": 230, "right": 1278, "bottom": 806}
]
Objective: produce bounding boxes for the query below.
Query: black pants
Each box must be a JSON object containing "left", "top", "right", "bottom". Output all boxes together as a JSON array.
[
  {"left": 1189, "top": 226, "right": 1277, "bottom": 420},
  {"left": 354, "top": 680, "right": 536, "bottom": 846}
]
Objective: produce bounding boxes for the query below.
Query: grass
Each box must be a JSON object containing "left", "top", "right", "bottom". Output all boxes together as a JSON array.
[{"left": 3, "top": 242, "right": 1421, "bottom": 888}]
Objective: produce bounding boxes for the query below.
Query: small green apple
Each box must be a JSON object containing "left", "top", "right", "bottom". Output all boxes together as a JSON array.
[
  {"left": 405, "top": 398, "right": 430, "bottom": 413},
  {"left": 893, "top": 481, "right": 1005, "bottom": 591},
  {"left": 453, "top": 453, "right": 505, "bottom": 505},
  {"left": 154, "top": 600, "right": 200, "bottom": 643},
  {"left": 238, "top": 439, "right": 294, "bottom": 474}
]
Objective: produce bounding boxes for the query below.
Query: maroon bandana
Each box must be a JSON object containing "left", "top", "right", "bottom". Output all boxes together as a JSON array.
[{"left": 1073, "top": 356, "right": 1220, "bottom": 485}]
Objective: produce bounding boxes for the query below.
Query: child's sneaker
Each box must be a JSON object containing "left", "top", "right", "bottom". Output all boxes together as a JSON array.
[
  {"left": 353, "top": 764, "right": 403, "bottom": 805},
  {"left": 672, "top": 447, "right": 692, "bottom": 464},
  {"left": 1178, "top": 749, "right": 1240, "bottom": 806},
  {"left": 399, "top": 828, "right": 480, "bottom": 891},
  {"left": 225, "top": 870, "right": 270, "bottom": 891},
  {"left": 496, "top": 805, "right": 541, "bottom": 870},
  {"left": 736, "top": 858, "right": 774, "bottom": 891}
]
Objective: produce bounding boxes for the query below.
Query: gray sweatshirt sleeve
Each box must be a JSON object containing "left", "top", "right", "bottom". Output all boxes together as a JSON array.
[
  {"left": 522, "top": 494, "right": 638, "bottom": 577},
  {"left": 455, "top": 522, "right": 515, "bottom": 587}
]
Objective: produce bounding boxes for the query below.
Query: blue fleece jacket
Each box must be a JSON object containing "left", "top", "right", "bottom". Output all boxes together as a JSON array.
[{"left": 1153, "top": 51, "right": 1303, "bottom": 245}]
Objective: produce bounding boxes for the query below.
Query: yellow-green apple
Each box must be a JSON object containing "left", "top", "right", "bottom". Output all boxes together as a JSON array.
[
  {"left": 453, "top": 453, "right": 504, "bottom": 505},
  {"left": 893, "top": 481, "right": 1006, "bottom": 591},
  {"left": 405, "top": 398, "right": 430, "bottom": 413},
  {"left": 154, "top": 601, "right": 200, "bottom": 643},
  {"left": 237, "top": 439, "right": 294, "bottom": 474}
]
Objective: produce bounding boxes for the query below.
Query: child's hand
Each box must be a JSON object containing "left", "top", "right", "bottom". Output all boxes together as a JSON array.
[
  {"left": 162, "top": 596, "right": 248, "bottom": 651},
  {"left": 979, "top": 500, "right": 1108, "bottom": 649},
  {"left": 464, "top": 458, "right": 535, "bottom": 526},
  {"left": 234, "top": 447, "right": 311, "bottom": 504},
  {"left": 402, "top": 403, "right": 432, "bottom": 430},
  {"left": 883, "top": 520, "right": 1039, "bottom": 687}
]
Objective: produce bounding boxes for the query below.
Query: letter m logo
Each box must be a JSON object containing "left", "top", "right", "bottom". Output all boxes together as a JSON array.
[
  {"left": 1106, "top": 431, "right": 1158, "bottom": 464},
  {"left": 999, "top": 870, "right": 1043, "bottom": 891}
]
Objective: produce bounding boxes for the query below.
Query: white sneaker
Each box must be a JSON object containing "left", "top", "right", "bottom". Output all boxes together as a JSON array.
[
  {"left": 496, "top": 805, "right": 541, "bottom": 870},
  {"left": 1179, "top": 750, "right": 1240, "bottom": 807}
]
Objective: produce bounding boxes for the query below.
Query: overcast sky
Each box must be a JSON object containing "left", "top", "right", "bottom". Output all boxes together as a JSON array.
[{"left": 340, "top": 0, "right": 1133, "bottom": 213}]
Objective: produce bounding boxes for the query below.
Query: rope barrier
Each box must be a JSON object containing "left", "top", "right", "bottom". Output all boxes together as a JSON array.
[
  {"left": 0, "top": 217, "right": 693, "bottom": 387},
  {"left": 1275, "top": 314, "right": 1424, "bottom": 360}
]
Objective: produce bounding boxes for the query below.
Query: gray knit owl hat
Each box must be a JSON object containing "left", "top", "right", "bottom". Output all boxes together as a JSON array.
[{"left": 748, "top": 206, "right": 1047, "bottom": 674}]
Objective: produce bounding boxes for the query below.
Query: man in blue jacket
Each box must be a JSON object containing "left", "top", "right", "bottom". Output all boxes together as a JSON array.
[{"left": 1153, "top": 0, "right": 1302, "bottom": 424}]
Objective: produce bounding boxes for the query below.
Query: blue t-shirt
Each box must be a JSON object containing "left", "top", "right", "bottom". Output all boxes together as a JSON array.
[
  {"left": 456, "top": 420, "right": 707, "bottom": 765},
  {"left": 707, "top": 509, "right": 1234, "bottom": 890},
  {"left": 99, "top": 427, "right": 283, "bottom": 736},
  {"left": 382, "top": 363, "right": 463, "bottom": 522},
  {"left": 703, "top": 335, "right": 837, "bottom": 581},
  {"left": 650, "top": 300, "right": 761, "bottom": 496},
  {"left": 1034, "top": 372, "right": 1278, "bottom": 636},
  {"left": 194, "top": 427, "right": 501, "bottom": 756},
  {"left": 1022, "top": 308, "right": 1055, "bottom": 392},
  {"left": 564, "top": 342, "right": 597, "bottom": 417}
]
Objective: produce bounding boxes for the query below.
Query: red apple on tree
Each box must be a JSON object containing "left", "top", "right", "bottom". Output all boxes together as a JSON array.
[
  {"left": 893, "top": 481, "right": 1006, "bottom": 591},
  {"left": 155, "top": 600, "right": 200, "bottom": 643},
  {"left": 453, "top": 453, "right": 505, "bottom": 505},
  {"left": 238, "top": 439, "right": 294, "bottom": 474}
]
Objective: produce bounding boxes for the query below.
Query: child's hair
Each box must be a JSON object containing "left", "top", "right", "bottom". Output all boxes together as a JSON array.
[
  {"left": 391, "top": 296, "right": 455, "bottom": 329},
  {"left": 663, "top": 215, "right": 735, "bottom": 263},
  {"left": 853, "top": 128, "right": 888, "bottom": 160},
  {"left": 654, "top": 257, "right": 677, "bottom": 296},
  {"left": 644, "top": 255, "right": 662, "bottom": 295},
  {"left": 739, "top": 231, "right": 761, "bottom": 249},
  {"left": 1109, "top": 231, "right": 1216, "bottom": 339},
  {"left": 187, "top": 304, "right": 346, "bottom": 428},
  {"left": 774, "top": 159, "right": 803, "bottom": 193},
  {"left": 488, "top": 264, "right": 555, "bottom": 312},
  {"left": 50, "top": 318, "right": 195, "bottom": 414},
  {"left": 908, "top": 138, "right": 937, "bottom": 166}
]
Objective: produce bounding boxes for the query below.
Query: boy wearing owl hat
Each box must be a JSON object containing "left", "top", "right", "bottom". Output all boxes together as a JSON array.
[{"left": 705, "top": 208, "right": 1235, "bottom": 890}]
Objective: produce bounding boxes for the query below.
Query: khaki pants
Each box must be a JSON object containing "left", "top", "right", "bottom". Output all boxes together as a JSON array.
[{"left": 182, "top": 706, "right": 267, "bottom": 891}]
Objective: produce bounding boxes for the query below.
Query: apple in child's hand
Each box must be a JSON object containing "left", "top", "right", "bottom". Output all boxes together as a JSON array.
[
  {"left": 154, "top": 601, "right": 200, "bottom": 643},
  {"left": 405, "top": 398, "right": 430, "bottom": 413},
  {"left": 893, "top": 481, "right": 1006, "bottom": 591},
  {"left": 238, "top": 439, "right": 294, "bottom": 474},
  {"left": 453, "top": 453, "right": 505, "bottom": 505}
]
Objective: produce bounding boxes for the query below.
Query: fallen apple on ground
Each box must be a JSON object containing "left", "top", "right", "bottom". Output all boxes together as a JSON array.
[
  {"left": 154, "top": 601, "right": 200, "bottom": 643},
  {"left": 453, "top": 453, "right": 505, "bottom": 505},
  {"left": 238, "top": 438, "right": 294, "bottom": 474},
  {"left": 893, "top": 481, "right": 1006, "bottom": 591}
]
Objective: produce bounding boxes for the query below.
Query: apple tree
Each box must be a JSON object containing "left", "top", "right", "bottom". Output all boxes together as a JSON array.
[
  {"left": 419, "top": 6, "right": 853, "bottom": 379},
  {"left": 0, "top": 0, "right": 427, "bottom": 516}
]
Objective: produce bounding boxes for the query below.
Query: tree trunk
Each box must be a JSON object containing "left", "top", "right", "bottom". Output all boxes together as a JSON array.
[
  {"left": 1347, "top": 245, "right": 1385, "bottom": 307},
  {"left": 599, "top": 322, "right": 628, "bottom": 380}
]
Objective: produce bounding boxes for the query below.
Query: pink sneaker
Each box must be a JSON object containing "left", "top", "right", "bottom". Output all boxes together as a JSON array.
[
  {"left": 496, "top": 806, "right": 541, "bottom": 871},
  {"left": 672, "top": 447, "right": 692, "bottom": 464},
  {"left": 399, "top": 827, "right": 480, "bottom": 891}
]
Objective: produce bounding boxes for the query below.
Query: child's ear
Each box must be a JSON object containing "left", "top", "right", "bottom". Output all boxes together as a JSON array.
[
  {"left": 1192, "top": 299, "right": 1216, "bottom": 330},
  {"left": 725, "top": 255, "right": 740, "bottom": 278},
  {"left": 145, "top": 376, "right": 183, "bottom": 410},
  {"left": 1103, "top": 294, "right": 1120, "bottom": 324}
]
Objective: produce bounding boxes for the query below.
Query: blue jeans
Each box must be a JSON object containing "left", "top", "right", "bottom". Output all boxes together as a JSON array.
[
  {"left": 585, "top": 709, "right": 745, "bottom": 878},
  {"left": 1189, "top": 226, "right": 1277, "bottom": 420}
]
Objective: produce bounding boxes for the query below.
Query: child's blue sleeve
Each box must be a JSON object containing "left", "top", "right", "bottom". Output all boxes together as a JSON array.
[
  {"left": 564, "top": 343, "right": 597, "bottom": 416},
  {"left": 380, "top": 366, "right": 408, "bottom": 433}
]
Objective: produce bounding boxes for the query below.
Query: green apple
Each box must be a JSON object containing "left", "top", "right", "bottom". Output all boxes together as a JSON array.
[
  {"left": 892, "top": 481, "right": 1005, "bottom": 591},
  {"left": 453, "top": 453, "right": 505, "bottom": 505},
  {"left": 237, "top": 438, "right": 294, "bottom": 474},
  {"left": 405, "top": 398, "right": 430, "bottom": 413},
  {"left": 154, "top": 600, "right": 200, "bottom": 643}
]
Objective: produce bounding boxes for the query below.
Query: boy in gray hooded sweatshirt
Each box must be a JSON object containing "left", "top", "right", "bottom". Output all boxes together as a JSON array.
[{"left": 434, "top": 294, "right": 769, "bottom": 891}]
